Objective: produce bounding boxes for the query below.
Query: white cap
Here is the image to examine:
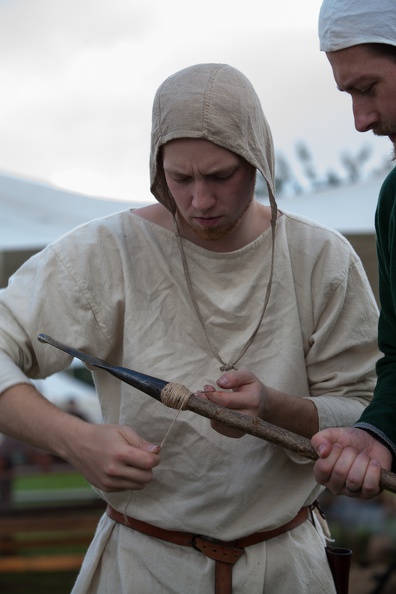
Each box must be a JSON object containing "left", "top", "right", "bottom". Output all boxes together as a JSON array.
[{"left": 319, "top": 0, "right": 396, "bottom": 52}]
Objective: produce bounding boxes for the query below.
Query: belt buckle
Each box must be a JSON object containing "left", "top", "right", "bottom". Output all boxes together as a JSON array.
[
  {"left": 190, "top": 533, "right": 244, "bottom": 565},
  {"left": 190, "top": 533, "right": 221, "bottom": 553}
]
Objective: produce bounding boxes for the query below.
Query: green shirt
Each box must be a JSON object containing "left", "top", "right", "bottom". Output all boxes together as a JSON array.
[{"left": 356, "top": 167, "right": 396, "bottom": 462}]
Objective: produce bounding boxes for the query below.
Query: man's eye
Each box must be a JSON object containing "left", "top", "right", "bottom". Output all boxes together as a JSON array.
[
  {"left": 172, "top": 176, "right": 190, "bottom": 183},
  {"left": 212, "top": 172, "right": 233, "bottom": 181},
  {"left": 359, "top": 84, "right": 375, "bottom": 95}
]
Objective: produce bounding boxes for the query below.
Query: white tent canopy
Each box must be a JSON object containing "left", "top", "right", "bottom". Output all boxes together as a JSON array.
[
  {"left": 272, "top": 176, "right": 383, "bottom": 235},
  {"left": 0, "top": 171, "right": 146, "bottom": 251}
]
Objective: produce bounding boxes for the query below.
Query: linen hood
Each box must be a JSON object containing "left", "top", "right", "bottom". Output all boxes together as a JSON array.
[
  {"left": 319, "top": 0, "right": 396, "bottom": 52},
  {"left": 149, "top": 63, "right": 277, "bottom": 218}
]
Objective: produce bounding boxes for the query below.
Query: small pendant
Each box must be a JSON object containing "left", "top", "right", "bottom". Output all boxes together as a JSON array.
[{"left": 219, "top": 363, "right": 238, "bottom": 372}]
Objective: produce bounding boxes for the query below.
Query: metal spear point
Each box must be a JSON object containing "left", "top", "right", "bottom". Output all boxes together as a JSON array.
[{"left": 38, "top": 333, "right": 396, "bottom": 494}]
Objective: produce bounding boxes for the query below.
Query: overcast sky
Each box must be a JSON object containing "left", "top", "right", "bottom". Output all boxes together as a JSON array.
[{"left": 0, "top": 0, "right": 392, "bottom": 203}]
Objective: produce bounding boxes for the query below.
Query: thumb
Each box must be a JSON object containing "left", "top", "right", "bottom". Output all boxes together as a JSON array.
[
  {"left": 311, "top": 432, "right": 332, "bottom": 458},
  {"left": 143, "top": 443, "right": 161, "bottom": 453},
  {"left": 120, "top": 426, "right": 161, "bottom": 453},
  {"left": 217, "top": 368, "right": 256, "bottom": 390},
  {"left": 216, "top": 370, "right": 240, "bottom": 389}
]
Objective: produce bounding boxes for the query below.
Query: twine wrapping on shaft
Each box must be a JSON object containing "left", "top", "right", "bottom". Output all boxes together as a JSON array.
[
  {"left": 159, "top": 383, "right": 191, "bottom": 447},
  {"left": 161, "top": 383, "right": 191, "bottom": 410}
]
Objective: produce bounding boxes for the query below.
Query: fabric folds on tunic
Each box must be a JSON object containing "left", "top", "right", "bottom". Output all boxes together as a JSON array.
[{"left": 0, "top": 210, "right": 378, "bottom": 593}]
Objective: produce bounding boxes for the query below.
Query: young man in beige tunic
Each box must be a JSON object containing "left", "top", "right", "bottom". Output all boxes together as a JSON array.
[{"left": 0, "top": 63, "right": 379, "bottom": 593}]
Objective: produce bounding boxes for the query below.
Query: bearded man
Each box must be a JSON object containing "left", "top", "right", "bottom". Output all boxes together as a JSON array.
[{"left": 312, "top": 0, "right": 396, "bottom": 499}]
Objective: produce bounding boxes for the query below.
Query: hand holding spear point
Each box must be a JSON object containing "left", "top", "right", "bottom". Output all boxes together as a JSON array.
[{"left": 38, "top": 333, "right": 396, "bottom": 494}]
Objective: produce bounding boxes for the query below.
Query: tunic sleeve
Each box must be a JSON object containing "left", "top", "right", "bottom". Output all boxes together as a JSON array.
[
  {"left": 302, "top": 239, "right": 379, "bottom": 430},
  {"left": 0, "top": 219, "right": 126, "bottom": 395}
]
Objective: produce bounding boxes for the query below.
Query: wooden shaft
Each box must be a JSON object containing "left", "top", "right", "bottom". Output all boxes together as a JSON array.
[
  {"left": 37, "top": 336, "right": 396, "bottom": 495},
  {"left": 161, "top": 383, "right": 396, "bottom": 495}
]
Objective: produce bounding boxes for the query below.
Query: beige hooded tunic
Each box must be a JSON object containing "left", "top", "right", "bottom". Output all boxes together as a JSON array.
[{"left": 0, "top": 64, "right": 379, "bottom": 593}]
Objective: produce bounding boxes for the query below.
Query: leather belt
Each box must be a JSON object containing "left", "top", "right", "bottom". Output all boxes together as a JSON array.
[{"left": 106, "top": 504, "right": 309, "bottom": 594}]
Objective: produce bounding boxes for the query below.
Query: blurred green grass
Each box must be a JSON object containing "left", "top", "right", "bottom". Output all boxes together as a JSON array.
[{"left": 14, "top": 471, "right": 91, "bottom": 492}]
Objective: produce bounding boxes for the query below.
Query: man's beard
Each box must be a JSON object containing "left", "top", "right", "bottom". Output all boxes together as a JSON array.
[
  {"left": 183, "top": 194, "right": 254, "bottom": 242},
  {"left": 373, "top": 123, "right": 396, "bottom": 161},
  {"left": 373, "top": 122, "right": 396, "bottom": 137}
]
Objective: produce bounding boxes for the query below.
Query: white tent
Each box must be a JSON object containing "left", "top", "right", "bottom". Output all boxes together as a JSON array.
[
  {"left": 270, "top": 176, "right": 383, "bottom": 234},
  {"left": 0, "top": 171, "right": 146, "bottom": 251}
]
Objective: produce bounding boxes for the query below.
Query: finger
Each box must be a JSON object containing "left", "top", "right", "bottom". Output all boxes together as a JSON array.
[
  {"left": 204, "top": 388, "right": 247, "bottom": 410},
  {"left": 119, "top": 427, "right": 161, "bottom": 457},
  {"left": 343, "top": 451, "right": 371, "bottom": 494},
  {"left": 101, "top": 466, "right": 156, "bottom": 492},
  {"left": 122, "top": 463, "right": 158, "bottom": 486},
  {"left": 194, "top": 385, "right": 216, "bottom": 401},
  {"left": 344, "top": 456, "right": 382, "bottom": 499},
  {"left": 361, "top": 459, "right": 382, "bottom": 498},
  {"left": 311, "top": 437, "right": 332, "bottom": 459},
  {"left": 217, "top": 368, "right": 254, "bottom": 390},
  {"left": 311, "top": 428, "right": 343, "bottom": 457},
  {"left": 143, "top": 444, "right": 161, "bottom": 454},
  {"left": 313, "top": 443, "right": 343, "bottom": 488},
  {"left": 327, "top": 446, "right": 367, "bottom": 494},
  {"left": 103, "top": 447, "right": 161, "bottom": 492},
  {"left": 126, "top": 446, "right": 161, "bottom": 470}
]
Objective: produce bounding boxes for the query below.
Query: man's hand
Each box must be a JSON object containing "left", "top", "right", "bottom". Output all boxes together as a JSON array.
[
  {"left": 63, "top": 421, "right": 161, "bottom": 492},
  {"left": 198, "top": 367, "right": 318, "bottom": 438},
  {"left": 0, "top": 383, "right": 161, "bottom": 493},
  {"left": 198, "top": 368, "right": 267, "bottom": 438},
  {"left": 311, "top": 427, "right": 392, "bottom": 499}
]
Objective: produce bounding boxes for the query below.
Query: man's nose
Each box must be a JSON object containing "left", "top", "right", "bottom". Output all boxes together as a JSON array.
[
  {"left": 352, "top": 97, "right": 380, "bottom": 133},
  {"left": 191, "top": 181, "right": 216, "bottom": 211}
]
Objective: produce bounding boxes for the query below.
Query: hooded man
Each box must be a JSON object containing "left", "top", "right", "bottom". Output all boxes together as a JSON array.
[
  {"left": 0, "top": 63, "right": 378, "bottom": 593},
  {"left": 312, "top": 0, "right": 396, "bottom": 500}
]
